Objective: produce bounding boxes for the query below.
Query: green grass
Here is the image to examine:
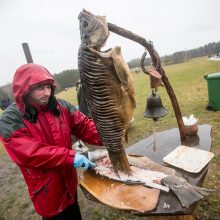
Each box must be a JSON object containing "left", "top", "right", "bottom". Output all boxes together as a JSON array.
[
  {"left": 0, "top": 56, "right": 220, "bottom": 219},
  {"left": 56, "top": 87, "right": 78, "bottom": 105}
]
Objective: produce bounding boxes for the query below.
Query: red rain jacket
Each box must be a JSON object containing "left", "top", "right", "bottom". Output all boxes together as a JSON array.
[{"left": 0, "top": 64, "right": 102, "bottom": 217}]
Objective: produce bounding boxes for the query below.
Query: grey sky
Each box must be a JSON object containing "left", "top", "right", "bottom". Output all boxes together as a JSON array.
[{"left": 1, "top": 0, "right": 220, "bottom": 86}]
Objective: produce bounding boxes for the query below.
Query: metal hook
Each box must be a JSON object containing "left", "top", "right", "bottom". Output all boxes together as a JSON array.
[
  {"left": 141, "top": 50, "right": 149, "bottom": 75},
  {"left": 141, "top": 49, "right": 160, "bottom": 75}
]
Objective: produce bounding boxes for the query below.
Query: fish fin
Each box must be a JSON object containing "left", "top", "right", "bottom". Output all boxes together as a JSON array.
[
  {"left": 128, "top": 92, "right": 136, "bottom": 108},
  {"left": 112, "top": 46, "right": 136, "bottom": 108},
  {"left": 112, "top": 46, "right": 130, "bottom": 85},
  {"left": 161, "top": 175, "right": 215, "bottom": 208}
]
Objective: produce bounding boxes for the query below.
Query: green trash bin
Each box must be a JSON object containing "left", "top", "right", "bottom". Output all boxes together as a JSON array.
[{"left": 204, "top": 72, "right": 220, "bottom": 111}]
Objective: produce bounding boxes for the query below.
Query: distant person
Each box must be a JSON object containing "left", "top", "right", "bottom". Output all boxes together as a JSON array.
[
  {"left": 1, "top": 97, "right": 11, "bottom": 110},
  {"left": 0, "top": 63, "right": 103, "bottom": 219}
]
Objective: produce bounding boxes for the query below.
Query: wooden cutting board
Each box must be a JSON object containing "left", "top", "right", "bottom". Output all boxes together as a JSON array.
[{"left": 79, "top": 171, "right": 160, "bottom": 213}]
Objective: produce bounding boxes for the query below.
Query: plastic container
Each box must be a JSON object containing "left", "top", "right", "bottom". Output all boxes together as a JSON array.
[{"left": 204, "top": 72, "right": 220, "bottom": 111}]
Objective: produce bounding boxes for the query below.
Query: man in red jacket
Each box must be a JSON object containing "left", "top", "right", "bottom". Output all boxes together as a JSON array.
[{"left": 0, "top": 63, "right": 103, "bottom": 219}]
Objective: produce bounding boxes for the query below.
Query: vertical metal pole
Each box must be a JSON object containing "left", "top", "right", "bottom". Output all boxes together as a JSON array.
[{"left": 22, "top": 43, "right": 34, "bottom": 63}]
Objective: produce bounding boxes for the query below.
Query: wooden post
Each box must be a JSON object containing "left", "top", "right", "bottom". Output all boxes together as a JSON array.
[{"left": 22, "top": 43, "right": 34, "bottom": 63}]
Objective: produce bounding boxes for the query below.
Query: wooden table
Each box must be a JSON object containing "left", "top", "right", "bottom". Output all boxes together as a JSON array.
[{"left": 126, "top": 124, "right": 212, "bottom": 220}]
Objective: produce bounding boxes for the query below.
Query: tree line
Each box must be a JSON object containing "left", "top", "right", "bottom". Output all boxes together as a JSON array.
[
  {"left": 127, "top": 41, "right": 220, "bottom": 68},
  {"left": 53, "top": 69, "right": 80, "bottom": 93}
]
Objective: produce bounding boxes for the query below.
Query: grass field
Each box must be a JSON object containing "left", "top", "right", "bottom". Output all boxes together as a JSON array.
[{"left": 0, "top": 56, "right": 220, "bottom": 219}]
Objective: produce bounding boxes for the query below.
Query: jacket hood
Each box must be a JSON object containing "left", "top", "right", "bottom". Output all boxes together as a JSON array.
[{"left": 13, "top": 63, "right": 56, "bottom": 111}]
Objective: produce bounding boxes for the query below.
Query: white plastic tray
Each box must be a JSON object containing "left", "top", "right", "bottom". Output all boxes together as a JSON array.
[{"left": 163, "top": 145, "right": 214, "bottom": 173}]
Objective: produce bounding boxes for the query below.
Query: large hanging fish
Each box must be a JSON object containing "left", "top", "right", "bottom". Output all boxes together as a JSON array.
[{"left": 78, "top": 9, "right": 136, "bottom": 174}]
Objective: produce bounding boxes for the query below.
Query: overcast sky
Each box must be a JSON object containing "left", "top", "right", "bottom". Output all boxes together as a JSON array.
[{"left": 1, "top": 0, "right": 220, "bottom": 86}]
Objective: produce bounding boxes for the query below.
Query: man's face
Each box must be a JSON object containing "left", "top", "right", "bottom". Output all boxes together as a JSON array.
[{"left": 28, "top": 84, "right": 51, "bottom": 106}]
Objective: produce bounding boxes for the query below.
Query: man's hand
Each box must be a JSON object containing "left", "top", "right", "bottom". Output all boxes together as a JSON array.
[{"left": 73, "top": 153, "right": 96, "bottom": 170}]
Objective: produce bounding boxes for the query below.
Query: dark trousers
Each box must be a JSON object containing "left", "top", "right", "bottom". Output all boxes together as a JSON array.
[{"left": 42, "top": 199, "right": 82, "bottom": 220}]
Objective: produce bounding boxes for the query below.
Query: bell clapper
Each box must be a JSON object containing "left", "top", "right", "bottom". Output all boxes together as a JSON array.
[
  {"left": 153, "top": 118, "right": 157, "bottom": 152},
  {"left": 152, "top": 88, "right": 156, "bottom": 95}
]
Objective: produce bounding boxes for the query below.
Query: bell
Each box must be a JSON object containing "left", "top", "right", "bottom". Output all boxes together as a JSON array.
[{"left": 143, "top": 90, "right": 168, "bottom": 121}]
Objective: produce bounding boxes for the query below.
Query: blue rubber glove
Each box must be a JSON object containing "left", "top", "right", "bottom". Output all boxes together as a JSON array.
[{"left": 73, "top": 153, "right": 96, "bottom": 170}]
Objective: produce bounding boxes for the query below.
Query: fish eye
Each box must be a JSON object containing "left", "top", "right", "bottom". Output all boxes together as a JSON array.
[{"left": 83, "top": 21, "right": 88, "bottom": 28}]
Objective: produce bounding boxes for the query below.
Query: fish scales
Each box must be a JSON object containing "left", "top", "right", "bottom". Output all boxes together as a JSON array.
[
  {"left": 79, "top": 49, "right": 126, "bottom": 155},
  {"left": 78, "top": 10, "right": 135, "bottom": 174}
]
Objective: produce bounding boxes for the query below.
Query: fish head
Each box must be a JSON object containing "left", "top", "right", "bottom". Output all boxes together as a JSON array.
[{"left": 78, "top": 9, "right": 109, "bottom": 49}]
